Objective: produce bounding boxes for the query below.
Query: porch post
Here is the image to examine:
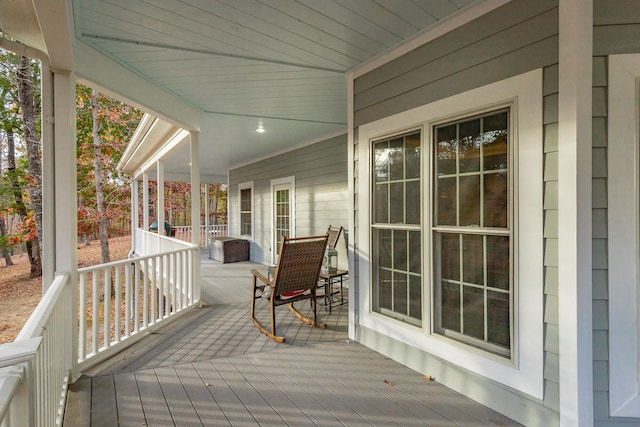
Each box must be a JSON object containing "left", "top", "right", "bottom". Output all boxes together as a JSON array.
[
  {"left": 157, "top": 161, "right": 165, "bottom": 239},
  {"left": 190, "top": 132, "right": 201, "bottom": 246},
  {"left": 346, "top": 72, "right": 358, "bottom": 341},
  {"left": 190, "top": 131, "right": 201, "bottom": 304},
  {"left": 52, "top": 70, "right": 78, "bottom": 377},
  {"left": 40, "top": 63, "right": 55, "bottom": 288},
  {"left": 143, "top": 172, "right": 149, "bottom": 254},
  {"left": 204, "top": 184, "right": 210, "bottom": 241},
  {"left": 558, "top": 0, "right": 593, "bottom": 425},
  {"left": 142, "top": 172, "right": 149, "bottom": 230},
  {"left": 130, "top": 179, "right": 138, "bottom": 252}
]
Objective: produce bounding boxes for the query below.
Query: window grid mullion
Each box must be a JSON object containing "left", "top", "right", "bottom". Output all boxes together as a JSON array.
[
  {"left": 456, "top": 123, "right": 460, "bottom": 227},
  {"left": 483, "top": 235, "right": 488, "bottom": 343},
  {"left": 459, "top": 233, "right": 464, "bottom": 335},
  {"left": 480, "top": 117, "right": 485, "bottom": 228}
]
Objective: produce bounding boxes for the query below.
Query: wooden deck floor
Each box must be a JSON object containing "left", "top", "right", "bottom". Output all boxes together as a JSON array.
[{"left": 63, "top": 257, "right": 521, "bottom": 427}]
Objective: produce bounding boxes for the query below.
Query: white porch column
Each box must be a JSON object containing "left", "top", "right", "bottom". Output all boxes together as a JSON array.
[
  {"left": 558, "top": 0, "right": 593, "bottom": 425},
  {"left": 204, "top": 183, "right": 210, "bottom": 241},
  {"left": 190, "top": 132, "right": 201, "bottom": 304},
  {"left": 41, "top": 63, "right": 55, "bottom": 288},
  {"left": 157, "top": 161, "right": 165, "bottom": 237},
  {"left": 142, "top": 172, "right": 149, "bottom": 230},
  {"left": 190, "top": 132, "right": 201, "bottom": 246},
  {"left": 52, "top": 70, "right": 78, "bottom": 378},
  {"left": 130, "top": 179, "right": 138, "bottom": 251}
]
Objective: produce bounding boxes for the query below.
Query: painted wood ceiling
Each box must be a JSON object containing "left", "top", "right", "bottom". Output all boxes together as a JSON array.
[
  {"left": 2, "top": 0, "right": 478, "bottom": 180},
  {"left": 74, "top": 0, "right": 475, "bottom": 126}
]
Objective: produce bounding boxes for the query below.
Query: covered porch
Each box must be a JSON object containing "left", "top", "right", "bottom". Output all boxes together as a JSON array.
[{"left": 63, "top": 258, "right": 519, "bottom": 427}]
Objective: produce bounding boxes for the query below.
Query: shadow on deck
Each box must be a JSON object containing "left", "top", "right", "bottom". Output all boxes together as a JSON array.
[{"left": 63, "top": 258, "right": 521, "bottom": 426}]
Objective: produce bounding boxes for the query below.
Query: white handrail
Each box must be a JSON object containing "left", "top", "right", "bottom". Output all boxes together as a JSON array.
[
  {"left": 0, "top": 274, "right": 72, "bottom": 427},
  {"left": 172, "top": 224, "right": 228, "bottom": 245},
  {"left": 77, "top": 244, "right": 200, "bottom": 368}
]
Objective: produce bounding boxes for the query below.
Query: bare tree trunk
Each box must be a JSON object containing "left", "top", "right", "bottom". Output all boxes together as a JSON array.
[
  {"left": 17, "top": 55, "right": 42, "bottom": 278},
  {"left": 6, "top": 128, "right": 36, "bottom": 274},
  {"left": 91, "top": 90, "right": 110, "bottom": 264},
  {"left": 0, "top": 136, "right": 14, "bottom": 266},
  {"left": 211, "top": 187, "right": 219, "bottom": 225},
  {"left": 0, "top": 214, "right": 13, "bottom": 266}
]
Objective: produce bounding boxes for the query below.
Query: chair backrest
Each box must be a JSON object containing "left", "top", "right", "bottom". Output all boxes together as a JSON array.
[
  {"left": 326, "top": 225, "right": 343, "bottom": 250},
  {"left": 273, "top": 234, "right": 328, "bottom": 297}
]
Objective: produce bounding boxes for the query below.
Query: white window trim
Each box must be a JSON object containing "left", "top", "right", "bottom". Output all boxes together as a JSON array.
[
  {"left": 238, "top": 181, "right": 254, "bottom": 240},
  {"left": 357, "top": 69, "right": 543, "bottom": 399},
  {"left": 270, "top": 176, "right": 296, "bottom": 265},
  {"left": 608, "top": 54, "right": 640, "bottom": 418}
]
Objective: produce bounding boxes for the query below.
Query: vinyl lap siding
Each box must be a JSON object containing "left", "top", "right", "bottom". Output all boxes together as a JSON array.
[
  {"left": 353, "top": 0, "right": 560, "bottom": 424},
  {"left": 353, "top": 0, "right": 559, "bottom": 127},
  {"left": 228, "top": 134, "right": 348, "bottom": 266},
  {"left": 542, "top": 65, "right": 560, "bottom": 414}
]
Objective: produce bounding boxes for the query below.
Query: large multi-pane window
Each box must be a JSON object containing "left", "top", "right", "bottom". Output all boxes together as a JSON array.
[
  {"left": 433, "top": 109, "right": 511, "bottom": 356},
  {"left": 372, "top": 131, "right": 421, "bottom": 325}
]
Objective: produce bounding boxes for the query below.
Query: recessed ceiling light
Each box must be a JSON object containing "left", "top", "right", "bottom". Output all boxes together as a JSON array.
[{"left": 256, "top": 122, "right": 266, "bottom": 133}]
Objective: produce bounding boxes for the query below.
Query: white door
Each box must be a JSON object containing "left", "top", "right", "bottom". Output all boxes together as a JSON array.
[{"left": 272, "top": 180, "right": 294, "bottom": 264}]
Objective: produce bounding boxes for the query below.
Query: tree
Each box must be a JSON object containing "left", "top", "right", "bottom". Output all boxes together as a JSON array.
[
  {"left": 16, "top": 55, "right": 42, "bottom": 277},
  {"left": 91, "top": 90, "right": 110, "bottom": 263},
  {"left": 0, "top": 50, "right": 41, "bottom": 276},
  {"left": 76, "top": 85, "right": 142, "bottom": 253}
]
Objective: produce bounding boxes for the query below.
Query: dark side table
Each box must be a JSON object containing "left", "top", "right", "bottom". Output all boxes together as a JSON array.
[{"left": 318, "top": 269, "right": 348, "bottom": 313}]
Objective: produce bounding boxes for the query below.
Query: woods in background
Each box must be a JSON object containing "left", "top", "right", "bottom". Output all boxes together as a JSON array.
[{"left": 1, "top": 49, "right": 228, "bottom": 274}]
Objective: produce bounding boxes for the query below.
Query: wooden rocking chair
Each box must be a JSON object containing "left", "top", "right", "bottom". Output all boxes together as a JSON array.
[{"left": 250, "top": 234, "right": 328, "bottom": 342}]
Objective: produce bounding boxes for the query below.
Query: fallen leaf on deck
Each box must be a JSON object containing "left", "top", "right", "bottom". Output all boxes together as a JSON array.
[
  {"left": 424, "top": 375, "right": 435, "bottom": 382},
  {"left": 384, "top": 379, "right": 394, "bottom": 386}
]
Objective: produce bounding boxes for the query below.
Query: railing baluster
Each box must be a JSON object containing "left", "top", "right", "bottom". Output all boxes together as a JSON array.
[
  {"left": 92, "top": 272, "right": 99, "bottom": 355},
  {"left": 79, "top": 272, "right": 87, "bottom": 361},
  {"left": 134, "top": 261, "right": 140, "bottom": 333},
  {"left": 158, "top": 254, "right": 164, "bottom": 320},
  {"left": 151, "top": 256, "right": 156, "bottom": 326},
  {"left": 104, "top": 268, "right": 111, "bottom": 349},
  {"left": 142, "top": 258, "right": 148, "bottom": 329},
  {"left": 115, "top": 265, "right": 121, "bottom": 343},
  {"left": 125, "top": 263, "right": 131, "bottom": 337},
  {"left": 171, "top": 252, "right": 178, "bottom": 314}
]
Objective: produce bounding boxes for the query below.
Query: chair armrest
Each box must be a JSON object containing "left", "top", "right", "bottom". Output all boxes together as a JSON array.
[{"left": 251, "top": 269, "right": 272, "bottom": 287}]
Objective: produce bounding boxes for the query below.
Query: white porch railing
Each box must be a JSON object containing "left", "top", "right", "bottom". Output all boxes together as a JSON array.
[
  {"left": 0, "top": 232, "right": 201, "bottom": 425},
  {"left": 172, "top": 224, "right": 228, "bottom": 245},
  {"left": 0, "top": 273, "right": 72, "bottom": 427},
  {"left": 77, "top": 237, "right": 199, "bottom": 367}
]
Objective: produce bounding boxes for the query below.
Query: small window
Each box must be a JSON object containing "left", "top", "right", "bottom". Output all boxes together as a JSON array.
[
  {"left": 239, "top": 183, "right": 253, "bottom": 237},
  {"left": 432, "top": 109, "right": 511, "bottom": 357}
]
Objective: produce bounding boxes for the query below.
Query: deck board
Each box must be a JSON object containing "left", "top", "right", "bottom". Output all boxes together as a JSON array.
[
  {"left": 90, "top": 375, "right": 118, "bottom": 427},
  {"left": 63, "top": 259, "right": 522, "bottom": 427},
  {"left": 113, "top": 371, "right": 146, "bottom": 427},
  {"left": 173, "top": 364, "right": 230, "bottom": 426}
]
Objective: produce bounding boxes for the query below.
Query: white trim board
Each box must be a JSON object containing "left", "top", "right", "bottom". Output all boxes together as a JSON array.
[
  {"left": 356, "top": 69, "right": 543, "bottom": 399},
  {"left": 608, "top": 53, "right": 640, "bottom": 418}
]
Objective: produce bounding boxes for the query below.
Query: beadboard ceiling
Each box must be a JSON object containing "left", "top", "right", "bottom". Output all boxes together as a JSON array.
[{"left": 1, "top": 0, "right": 478, "bottom": 181}]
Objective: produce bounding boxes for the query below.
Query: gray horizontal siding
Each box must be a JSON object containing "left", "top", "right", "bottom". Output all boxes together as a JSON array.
[
  {"left": 543, "top": 64, "right": 560, "bottom": 415},
  {"left": 354, "top": 0, "right": 559, "bottom": 127},
  {"left": 229, "top": 134, "right": 348, "bottom": 266}
]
